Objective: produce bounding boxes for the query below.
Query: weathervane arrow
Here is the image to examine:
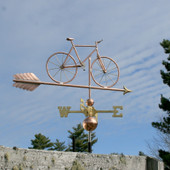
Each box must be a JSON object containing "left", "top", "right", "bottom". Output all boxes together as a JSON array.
[{"left": 13, "top": 73, "right": 132, "bottom": 94}]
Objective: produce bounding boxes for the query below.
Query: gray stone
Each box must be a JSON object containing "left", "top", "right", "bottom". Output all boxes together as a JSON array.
[{"left": 0, "top": 146, "right": 164, "bottom": 170}]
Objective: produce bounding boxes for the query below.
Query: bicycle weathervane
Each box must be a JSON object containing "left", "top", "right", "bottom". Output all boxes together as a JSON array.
[{"left": 13, "top": 38, "right": 132, "bottom": 152}]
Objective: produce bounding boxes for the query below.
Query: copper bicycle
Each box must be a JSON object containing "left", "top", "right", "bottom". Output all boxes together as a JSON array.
[{"left": 46, "top": 38, "right": 119, "bottom": 88}]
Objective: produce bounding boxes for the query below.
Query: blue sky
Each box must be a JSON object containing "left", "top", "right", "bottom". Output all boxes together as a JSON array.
[{"left": 0, "top": 0, "right": 170, "bottom": 156}]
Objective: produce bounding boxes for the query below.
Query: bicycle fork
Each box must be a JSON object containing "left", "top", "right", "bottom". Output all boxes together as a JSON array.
[{"left": 96, "top": 53, "right": 107, "bottom": 73}]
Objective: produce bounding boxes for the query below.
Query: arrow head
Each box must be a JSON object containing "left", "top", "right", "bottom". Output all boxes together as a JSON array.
[{"left": 123, "top": 86, "right": 132, "bottom": 95}]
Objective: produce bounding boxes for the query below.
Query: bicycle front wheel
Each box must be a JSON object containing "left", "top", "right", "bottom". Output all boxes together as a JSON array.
[
  {"left": 46, "top": 52, "right": 77, "bottom": 84},
  {"left": 91, "top": 56, "right": 119, "bottom": 88}
]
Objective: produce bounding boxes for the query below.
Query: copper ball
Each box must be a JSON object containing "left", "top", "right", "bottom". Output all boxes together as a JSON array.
[
  {"left": 83, "top": 117, "right": 98, "bottom": 131},
  {"left": 86, "top": 99, "right": 94, "bottom": 106}
]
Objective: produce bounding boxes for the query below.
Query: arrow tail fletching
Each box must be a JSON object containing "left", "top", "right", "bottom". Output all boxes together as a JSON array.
[
  {"left": 13, "top": 73, "right": 40, "bottom": 91},
  {"left": 13, "top": 73, "right": 40, "bottom": 81}
]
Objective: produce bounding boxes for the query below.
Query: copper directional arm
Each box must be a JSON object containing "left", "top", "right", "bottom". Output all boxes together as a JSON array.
[{"left": 58, "top": 99, "right": 123, "bottom": 122}]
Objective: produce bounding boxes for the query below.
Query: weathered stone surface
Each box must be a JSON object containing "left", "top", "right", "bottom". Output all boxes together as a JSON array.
[{"left": 0, "top": 146, "right": 164, "bottom": 170}]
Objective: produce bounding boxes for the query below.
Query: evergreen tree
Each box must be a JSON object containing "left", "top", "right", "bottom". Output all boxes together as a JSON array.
[
  {"left": 67, "top": 123, "right": 98, "bottom": 152},
  {"left": 138, "top": 151, "right": 146, "bottom": 156},
  {"left": 29, "top": 133, "right": 53, "bottom": 150},
  {"left": 152, "top": 39, "right": 170, "bottom": 169},
  {"left": 49, "top": 139, "right": 66, "bottom": 151}
]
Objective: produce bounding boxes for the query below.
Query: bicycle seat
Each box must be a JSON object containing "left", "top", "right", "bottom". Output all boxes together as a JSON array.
[{"left": 66, "top": 38, "right": 74, "bottom": 41}]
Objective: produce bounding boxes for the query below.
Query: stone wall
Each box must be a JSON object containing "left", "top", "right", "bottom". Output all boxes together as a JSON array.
[{"left": 0, "top": 146, "right": 164, "bottom": 170}]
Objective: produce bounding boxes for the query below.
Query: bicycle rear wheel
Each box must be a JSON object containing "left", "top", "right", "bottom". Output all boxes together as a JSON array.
[
  {"left": 91, "top": 56, "right": 119, "bottom": 88},
  {"left": 46, "top": 52, "right": 77, "bottom": 84}
]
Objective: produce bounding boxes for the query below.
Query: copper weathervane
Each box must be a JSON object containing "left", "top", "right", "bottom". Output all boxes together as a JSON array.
[{"left": 13, "top": 38, "right": 132, "bottom": 152}]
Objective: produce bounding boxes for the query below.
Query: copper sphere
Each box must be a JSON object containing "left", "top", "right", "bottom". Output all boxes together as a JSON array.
[
  {"left": 86, "top": 99, "right": 94, "bottom": 106},
  {"left": 83, "top": 117, "right": 98, "bottom": 131}
]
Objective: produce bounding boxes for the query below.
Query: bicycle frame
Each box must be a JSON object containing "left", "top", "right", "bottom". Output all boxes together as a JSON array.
[
  {"left": 63, "top": 40, "right": 106, "bottom": 72},
  {"left": 46, "top": 38, "right": 120, "bottom": 87}
]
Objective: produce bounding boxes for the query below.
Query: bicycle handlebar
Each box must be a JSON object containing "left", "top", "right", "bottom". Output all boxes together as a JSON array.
[
  {"left": 66, "top": 37, "right": 103, "bottom": 46},
  {"left": 96, "top": 39, "right": 103, "bottom": 44}
]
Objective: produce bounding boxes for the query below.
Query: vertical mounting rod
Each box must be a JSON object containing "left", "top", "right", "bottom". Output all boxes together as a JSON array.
[
  {"left": 88, "top": 57, "right": 91, "bottom": 99},
  {"left": 72, "top": 136, "right": 75, "bottom": 152},
  {"left": 88, "top": 131, "right": 92, "bottom": 153}
]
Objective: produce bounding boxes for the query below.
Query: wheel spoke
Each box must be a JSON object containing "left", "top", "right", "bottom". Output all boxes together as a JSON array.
[
  {"left": 64, "top": 68, "right": 75, "bottom": 75},
  {"left": 105, "top": 75, "right": 108, "bottom": 86},
  {"left": 108, "top": 72, "right": 118, "bottom": 76},
  {"left": 94, "top": 72, "right": 103, "bottom": 77},
  {"left": 60, "top": 71, "right": 62, "bottom": 81},
  {"left": 49, "top": 60, "right": 60, "bottom": 67},
  {"left": 99, "top": 74, "right": 105, "bottom": 83},
  {"left": 49, "top": 67, "right": 60, "bottom": 71},
  {"left": 53, "top": 69, "right": 60, "bottom": 78},
  {"left": 63, "top": 70, "right": 69, "bottom": 81},
  {"left": 55, "top": 55, "right": 61, "bottom": 65},
  {"left": 106, "top": 74, "right": 115, "bottom": 83},
  {"left": 106, "top": 60, "right": 112, "bottom": 70},
  {"left": 62, "top": 54, "right": 65, "bottom": 64},
  {"left": 107, "top": 67, "right": 117, "bottom": 72}
]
